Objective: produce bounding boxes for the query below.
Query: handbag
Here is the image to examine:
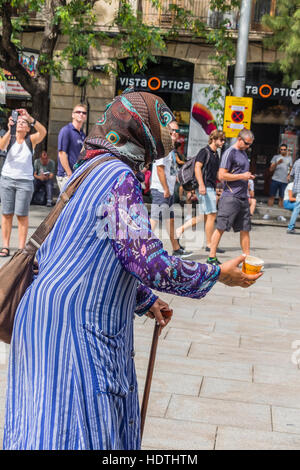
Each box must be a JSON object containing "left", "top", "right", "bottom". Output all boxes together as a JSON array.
[{"left": 0, "top": 156, "right": 116, "bottom": 344}]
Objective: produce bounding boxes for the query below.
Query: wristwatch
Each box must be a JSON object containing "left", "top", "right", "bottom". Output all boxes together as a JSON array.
[{"left": 31, "top": 119, "right": 36, "bottom": 127}]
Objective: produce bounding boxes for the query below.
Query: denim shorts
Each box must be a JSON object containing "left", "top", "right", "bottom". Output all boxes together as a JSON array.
[
  {"left": 270, "top": 179, "right": 287, "bottom": 199},
  {"left": 1, "top": 176, "right": 34, "bottom": 216},
  {"left": 196, "top": 187, "right": 217, "bottom": 215},
  {"left": 150, "top": 189, "right": 175, "bottom": 220}
]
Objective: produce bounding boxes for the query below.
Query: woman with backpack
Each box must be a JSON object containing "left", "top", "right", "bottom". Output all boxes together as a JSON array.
[{"left": 0, "top": 109, "right": 47, "bottom": 257}]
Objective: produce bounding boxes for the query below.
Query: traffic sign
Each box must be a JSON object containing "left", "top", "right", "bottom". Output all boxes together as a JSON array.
[{"left": 223, "top": 96, "right": 253, "bottom": 138}]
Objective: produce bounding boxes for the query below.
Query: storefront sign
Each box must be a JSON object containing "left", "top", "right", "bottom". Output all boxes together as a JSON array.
[
  {"left": 230, "top": 82, "right": 300, "bottom": 102},
  {"left": 223, "top": 96, "right": 253, "bottom": 138},
  {"left": 187, "top": 84, "right": 225, "bottom": 158},
  {"left": 117, "top": 75, "right": 192, "bottom": 93},
  {"left": 1, "top": 51, "right": 38, "bottom": 98}
]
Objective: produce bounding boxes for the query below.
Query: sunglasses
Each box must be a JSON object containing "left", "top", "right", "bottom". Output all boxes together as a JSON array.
[
  {"left": 241, "top": 137, "right": 253, "bottom": 147},
  {"left": 74, "top": 110, "right": 87, "bottom": 115},
  {"left": 170, "top": 129, "right": 180, "bottom": 134}
]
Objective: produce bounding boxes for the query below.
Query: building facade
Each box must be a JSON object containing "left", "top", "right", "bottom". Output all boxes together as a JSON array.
[{"left": 2, "top": 0, "right": 298, "bottom": 195}]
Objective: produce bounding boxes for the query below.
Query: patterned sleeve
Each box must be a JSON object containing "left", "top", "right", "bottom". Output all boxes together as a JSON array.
[
  {"left": 102, "top": 170, "right": 220, "bottom": 300},
  {"left": 135, "top": 282, "right": 158, "bottom": 316}
]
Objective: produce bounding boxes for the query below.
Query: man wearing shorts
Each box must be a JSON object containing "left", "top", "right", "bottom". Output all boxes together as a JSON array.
[
  {"left": 267, "top": 144, "right": 292, "bottom": 209},
  {"left": 150, "top": 120, "right": 192, "bottom": 258},
  {"left": 207, "top": 129, "right": 255, "bottom": 265},
  {"left": 195, "top": 129, "right": 226, "bottom": 253}
]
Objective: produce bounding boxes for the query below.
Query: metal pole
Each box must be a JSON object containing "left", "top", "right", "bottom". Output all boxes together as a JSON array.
[
  {"left": 230, "top": 0, "right": 253, "bottom": 145},
  {"left": 233, "top": 0, "right": 253, "bottom": 97}
]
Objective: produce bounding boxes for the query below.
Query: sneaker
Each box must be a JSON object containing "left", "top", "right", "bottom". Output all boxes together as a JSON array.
[
  {"left": 173, "top": 248, "right": 194, "bottom": 259},
  {"left": 206, "top": 257, "right": 221, "bottom": 266},
  {"left": 205, "top": 246, "right": 225, "bottom": 254},
  {"left": 46, "top": 201, "right": 53, "bottom": 207},
  {"left": 287, "top": 228, "right": 296, "bottom": 234},
  {"left": 262, "top": 214, "right": 270, "bottom": 220},
  {"left": 277, "top": 215, "right": 287, "bottom": 222}
]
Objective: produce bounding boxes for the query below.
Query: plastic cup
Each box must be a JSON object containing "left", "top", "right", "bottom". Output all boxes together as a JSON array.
[{"left": 242, "top": 255, "right": 264, "bottom": 275}]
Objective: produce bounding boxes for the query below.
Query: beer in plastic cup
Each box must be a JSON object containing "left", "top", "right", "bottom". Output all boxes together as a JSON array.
[{"left": 242, "top": 255, "right": 264, "bottom": 275}]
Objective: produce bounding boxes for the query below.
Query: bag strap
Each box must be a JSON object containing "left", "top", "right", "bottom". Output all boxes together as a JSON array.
[{"left": 25, "top": 155, "right": 117, "bottom": 254}]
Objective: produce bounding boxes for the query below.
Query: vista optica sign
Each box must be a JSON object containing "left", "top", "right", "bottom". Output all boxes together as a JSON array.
[
  {"left": 118, "top": 75, "right": 192, "bottom": 93},
  {"left": 242, "top": 83, "right": 300, "bottom": 101}
]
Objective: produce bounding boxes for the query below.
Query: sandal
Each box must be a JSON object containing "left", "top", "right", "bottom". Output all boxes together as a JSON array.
[{"left": 0, "top": 248, "right": 10, "bottom": 257}]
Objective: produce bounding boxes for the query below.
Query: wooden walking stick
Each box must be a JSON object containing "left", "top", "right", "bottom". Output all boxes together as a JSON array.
[
  {"left": 140, "top": 308, "right": 172, "bottom": 440},
  {"left": 140, "top": 321, "right": 161, "bottom": 440}
]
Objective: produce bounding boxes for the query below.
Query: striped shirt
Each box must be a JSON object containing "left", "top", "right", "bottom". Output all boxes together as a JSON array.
[{"left": 291, "top": 159, "right": 300, "bottom": 195}]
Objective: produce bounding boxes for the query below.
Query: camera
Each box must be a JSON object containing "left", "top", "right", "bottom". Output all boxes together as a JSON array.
[
  {"left": 11, "top": 110, "right": 18, "bottom": 123},
  {"left": 10, "top": 110, "right": 18, "bottom": 136}
]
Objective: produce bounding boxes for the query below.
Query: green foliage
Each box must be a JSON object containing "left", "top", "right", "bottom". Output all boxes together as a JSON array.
[
  {"left": 115, "top": 1, "right": 166, "bottom": 74},
  {"left": 262, "top": 0, "right": 300, "bottom": 83}
]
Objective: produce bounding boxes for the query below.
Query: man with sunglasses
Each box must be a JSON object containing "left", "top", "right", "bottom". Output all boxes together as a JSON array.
[
  {"left": 267, "top": 144, "right": 292, "bottom": 210},
  {"left": 57, "top": 103, "right": 87, "bottom": 191},
  {"left": 207, "top": 128, "right": 255, "bottom": 265},
  {"left": 150, "top": 120, "right": 193, "bottom": 258}
]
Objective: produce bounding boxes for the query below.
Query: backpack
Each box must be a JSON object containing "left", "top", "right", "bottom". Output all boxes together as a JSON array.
[{"left": 177, "top": 147, "right": 211, "bottom": 191}]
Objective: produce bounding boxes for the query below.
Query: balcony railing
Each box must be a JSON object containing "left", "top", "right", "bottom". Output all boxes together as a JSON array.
[{"left": 141, "top": 0, "right": 276, "bottom": 33}]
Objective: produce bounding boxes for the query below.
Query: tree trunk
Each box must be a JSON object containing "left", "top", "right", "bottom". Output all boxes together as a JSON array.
[{"left": 31, "top": 81, "right": 50, "bottom": 154}]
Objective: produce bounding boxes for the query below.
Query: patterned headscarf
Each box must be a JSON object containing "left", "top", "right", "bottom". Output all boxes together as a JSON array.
[{"left": 79, "top": 88, "right": 175, "bottom": 171}]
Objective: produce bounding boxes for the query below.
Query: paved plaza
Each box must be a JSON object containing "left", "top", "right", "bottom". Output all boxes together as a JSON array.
[{"left": 0, "top": 204, "right": 300, "bottom": 450}]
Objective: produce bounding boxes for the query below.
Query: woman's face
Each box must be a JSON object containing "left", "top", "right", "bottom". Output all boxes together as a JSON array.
[{"left": 16, "top": 117, "right": 30, "bottom": 134}]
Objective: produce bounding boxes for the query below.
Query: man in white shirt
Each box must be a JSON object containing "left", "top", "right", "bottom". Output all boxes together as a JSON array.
[{"left": 150, "top": 121, "right": 192, "bottom": 258}]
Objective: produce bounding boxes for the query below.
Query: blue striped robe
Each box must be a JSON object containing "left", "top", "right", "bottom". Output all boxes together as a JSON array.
[
  {"left": 4, "top": 156, "right": 143, "bottom": 450},
  {"left": 3, "top": 154, "right": 219, "bottom": 450}
]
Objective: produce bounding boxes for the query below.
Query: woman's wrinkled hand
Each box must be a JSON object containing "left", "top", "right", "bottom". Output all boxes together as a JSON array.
[
  {"left": 219, "top": 254, "right": 263, "bottom": 288},
  {"left": 146, "top": 298, "right": 173, "bottom": 331}
]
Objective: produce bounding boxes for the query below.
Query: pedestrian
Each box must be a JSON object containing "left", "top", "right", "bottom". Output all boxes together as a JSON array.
[
  {"left": 287, "top": 157, "right": 300, "bottom": 234},
  {"left": 141, "top": 162, "right": 152, "bottom": 204},
  {"left": 3, "top": 90, "right": 261, "bottom": 451},
  {"left": 266, "top": 144, "right": 292, "bottom": 209},
  {"left": 150, "top": 119, "right": 192, "bottom": 258},
  {"left": 0, "top": 127, "right": 7, "bottom": 176},
  {"left": 283, "top": 181, "right": 296, "bottom": 212},
  {"left": 195, "top": 129, "right": 226, "bottom": 252},
  {"left": 207, "top": 128, "right": 255, "bottom": 265},
  {"left": 175, "top": 129, "right": 226, "bottom": 246},
  {"left": 0, "top": 109, "right": 47, "bottom": 257},
  {"left": 56, "top": 103, "right": 87, "bottom": 191},
  {"left": 33, "top": 150, "right": 56, "bottom": 207}
]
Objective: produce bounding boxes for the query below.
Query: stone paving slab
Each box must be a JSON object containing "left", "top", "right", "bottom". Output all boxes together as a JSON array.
[
  {"left": 272, "top": 406, "right": 300, "bottom": 435},
  {"left": 189, "top": 342, "right": 294, "bottom": 368},
  {"left": 215, "top": 426, "right": 300, "bottom": 450},
  {"left": 142, "top": 417, "right": 216, "bottom": 450},
  {"left": 166, "top": 395, "right": 272, "bottom": 432},
  {"left": 253, "top": 365, "right": 300, "bottom": 386},
  {"left": 201, "top": 377, "right": 300, "bottom": 409},
  {"left": 135, "top": 352, "right": 253, "bottom": 383}
]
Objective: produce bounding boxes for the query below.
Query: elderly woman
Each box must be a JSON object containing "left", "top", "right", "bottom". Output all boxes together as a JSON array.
[
  {"left": 0, "top": 109, "right": 47, "bottom": 257},
  {"left": 3, "top": 91, "right": 261, "bottom": 450}
]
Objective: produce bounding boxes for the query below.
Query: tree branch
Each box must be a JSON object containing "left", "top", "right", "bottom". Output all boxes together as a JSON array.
[{"left": 0, "top": 1, "right": 37, "bottom": 94}]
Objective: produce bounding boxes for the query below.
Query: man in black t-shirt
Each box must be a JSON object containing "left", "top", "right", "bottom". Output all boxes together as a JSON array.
[{"left": 194, "top": 129, "right": 226, "bottom": 253}]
